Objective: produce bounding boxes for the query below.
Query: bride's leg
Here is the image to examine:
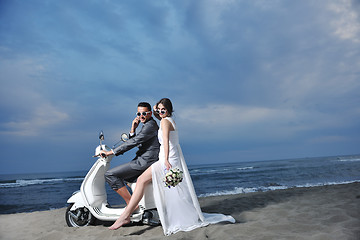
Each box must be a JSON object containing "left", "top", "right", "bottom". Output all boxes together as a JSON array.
[{"left": 109, "top": 166, "right": 153, "bottom": 230}]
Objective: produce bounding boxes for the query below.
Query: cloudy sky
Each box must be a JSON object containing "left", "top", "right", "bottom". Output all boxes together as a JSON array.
[{"left": 0, "top": 0, "right": 359, "bottom": 174}]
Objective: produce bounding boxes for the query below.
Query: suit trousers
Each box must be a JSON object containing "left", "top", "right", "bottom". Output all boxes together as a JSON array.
[{"left": 105, "top": 162, "right": 144, "bottom": 190}]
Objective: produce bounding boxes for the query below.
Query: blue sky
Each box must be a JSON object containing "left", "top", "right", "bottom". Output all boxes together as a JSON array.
[{"left": 0, "top": 0, "right": 359, "bottom": 174}]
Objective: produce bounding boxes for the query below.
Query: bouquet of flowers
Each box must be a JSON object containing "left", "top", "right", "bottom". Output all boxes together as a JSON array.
[{"left": 163, "top": 167, "right": 183, "bottom": 188}]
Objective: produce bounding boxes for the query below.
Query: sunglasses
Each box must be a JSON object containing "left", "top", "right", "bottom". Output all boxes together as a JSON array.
[
  {"left": 156, "top": 109, "right": 167, "bottom": 115},
  {"left": 136, "top": 111, "right": 151, "bottom": 117}
]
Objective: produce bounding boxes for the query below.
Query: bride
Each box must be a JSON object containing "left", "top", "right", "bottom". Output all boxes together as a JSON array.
[{"left": 109, "top": 98, "right": 235, "bottom": 235}]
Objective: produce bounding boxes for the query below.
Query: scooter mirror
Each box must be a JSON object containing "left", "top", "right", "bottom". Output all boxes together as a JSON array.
[
  {"left": 121, "top": 133, "right": 129, "bottom": 142},
  {"left": 99, "top": 131, "right": 104, "bottom": 141}
]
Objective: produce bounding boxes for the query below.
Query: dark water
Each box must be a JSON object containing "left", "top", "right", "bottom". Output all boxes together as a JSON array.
[{"left": 1, "top": 155, "right": 359, "bottom": 214}]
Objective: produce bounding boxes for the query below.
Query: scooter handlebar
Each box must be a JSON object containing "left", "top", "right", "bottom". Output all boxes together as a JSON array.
[{"left": 94, "top": 145, "right": 113, "bottom": 162}]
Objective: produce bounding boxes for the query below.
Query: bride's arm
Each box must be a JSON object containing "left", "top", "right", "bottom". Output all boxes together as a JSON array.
[
  {"left": 161, "top": 119, "right": 172, "bottom": 170},
  {"left": 152, "top": 104, "right": 162, "bottom": 121}
]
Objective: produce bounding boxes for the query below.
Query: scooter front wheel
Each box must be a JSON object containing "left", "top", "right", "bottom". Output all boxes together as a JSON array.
[{"left": 65, "top": 203, "right": 95, "bottom": 227}]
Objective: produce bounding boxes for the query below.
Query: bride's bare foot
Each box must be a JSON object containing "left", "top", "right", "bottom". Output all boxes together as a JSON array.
[{"left": 108, "top": 215, "right": 131, "bottom": 230}]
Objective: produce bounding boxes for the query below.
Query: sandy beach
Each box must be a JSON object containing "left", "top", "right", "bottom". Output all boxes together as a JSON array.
[{"left": 0, "top": 182, "right": 359, "bottom": 240}]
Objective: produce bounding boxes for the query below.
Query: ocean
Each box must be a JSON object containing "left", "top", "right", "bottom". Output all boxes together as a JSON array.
[{"left": 1, "top": 155, "right": 359, "bottom": 214}]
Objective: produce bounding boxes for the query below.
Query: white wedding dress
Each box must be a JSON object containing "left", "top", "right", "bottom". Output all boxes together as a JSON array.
[{"left": 151, "top": 117, "right": 235, "bottom": 236}]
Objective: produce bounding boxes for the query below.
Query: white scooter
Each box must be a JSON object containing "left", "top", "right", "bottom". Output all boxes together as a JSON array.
[{"left": 65, "top": 131, "right": 160, "bottom": 227}]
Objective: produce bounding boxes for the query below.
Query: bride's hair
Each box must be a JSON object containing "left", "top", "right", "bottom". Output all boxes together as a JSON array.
[{"left": 157, "top": 98, "right": 174, "bottom": 116}]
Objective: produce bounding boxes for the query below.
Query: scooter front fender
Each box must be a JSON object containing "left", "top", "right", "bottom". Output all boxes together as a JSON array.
[{"left": 67, "top": 191, "right": 87, "bottom": 211}]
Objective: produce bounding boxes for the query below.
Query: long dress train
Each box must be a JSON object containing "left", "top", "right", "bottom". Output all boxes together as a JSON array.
[{"left": 151, "top": 117, "right": 235, "bottom": 236}]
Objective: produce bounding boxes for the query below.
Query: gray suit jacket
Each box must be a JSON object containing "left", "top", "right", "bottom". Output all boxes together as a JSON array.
[{"left": 113, "top": 118, "right": 160, "bottom": 170}]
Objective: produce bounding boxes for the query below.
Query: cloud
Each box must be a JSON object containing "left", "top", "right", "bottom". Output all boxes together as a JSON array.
[
  {"left": 308, "top": 135, "right": 349, "bottom": 144},
  {"left": 0, "top": 56, "right": 70, "bottom": 136},
  {"left": 328, "top": 0, "right": 360, "bottom": 42},
  {"left": 2, "top": 103, "right": 69, "bottom": 136},
  {"left": 176, "top": 101, "right": 359, "bottom": 145},
  {"left": 177, "top": 104, "right": 298, "bottom": 141}
]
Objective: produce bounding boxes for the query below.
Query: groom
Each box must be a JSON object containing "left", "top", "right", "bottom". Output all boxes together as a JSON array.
[{"left": 100, "top": 102, "right": 160, "bottom": 205}]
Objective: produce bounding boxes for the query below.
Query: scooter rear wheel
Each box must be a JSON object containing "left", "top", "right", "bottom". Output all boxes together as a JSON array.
[{"left": 65, "top": 203, "right": 95, "bottom": 227}]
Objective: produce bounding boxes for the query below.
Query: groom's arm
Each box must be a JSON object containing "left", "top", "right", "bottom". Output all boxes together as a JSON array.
[{"left": 112, "top": 120, "right": 158, "bottom": 156}]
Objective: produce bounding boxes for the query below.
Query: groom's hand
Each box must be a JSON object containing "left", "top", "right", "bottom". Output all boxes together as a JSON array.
[
  {"left": 131, "top": 117, "right": 140, "bottom": 133},
  {"left": 99, "top": 150, "right": 109, "bottom": 158}
]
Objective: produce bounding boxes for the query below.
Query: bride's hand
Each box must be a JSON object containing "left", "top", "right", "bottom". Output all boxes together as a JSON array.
[{"left": 165, "top": 161, "right": 172, "bottom": 170}]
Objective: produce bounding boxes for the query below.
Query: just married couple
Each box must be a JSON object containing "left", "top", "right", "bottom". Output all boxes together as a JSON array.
[{"left": 100, "top": 98, "right": 235, "bottom": 235}]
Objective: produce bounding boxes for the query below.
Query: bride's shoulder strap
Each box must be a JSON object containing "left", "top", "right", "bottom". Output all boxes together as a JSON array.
[{"left": 164, "top": 117, "right": 176, "bottom": 130}]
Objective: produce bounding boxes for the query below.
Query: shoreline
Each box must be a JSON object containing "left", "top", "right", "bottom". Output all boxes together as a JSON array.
[
  {"left": 0, "top": 182, "right": 359, "bottom": 239},
  {"left": 198, "top": 179, "right": 360, "bottom": 198}
]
